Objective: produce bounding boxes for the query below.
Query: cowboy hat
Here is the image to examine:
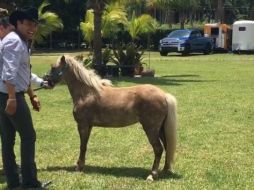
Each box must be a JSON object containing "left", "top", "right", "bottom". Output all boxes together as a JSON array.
[{"left": 9, "top": 6, "right": 40, "bottom": 26}]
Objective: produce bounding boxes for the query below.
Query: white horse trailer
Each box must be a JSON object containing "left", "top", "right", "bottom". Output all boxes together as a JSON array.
[{"left": 232, "top": 20, "right": 254, "bottom": 52}]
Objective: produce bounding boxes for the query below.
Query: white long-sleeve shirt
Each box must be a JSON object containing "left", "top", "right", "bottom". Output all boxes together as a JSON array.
[
  {"left": 0, "top": 32, "right": 43, "bottom": 93},
  {"left": 0, "top": 31, "right": 30, "bottom": 93},
  {"left": 31, "top": 73, "right": 43, "bottom": 87}
]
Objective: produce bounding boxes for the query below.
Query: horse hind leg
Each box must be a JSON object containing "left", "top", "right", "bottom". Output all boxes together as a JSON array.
[
  {"left": 76, "top": 123, "right": 92, "bottom": 171},
  {"left": 143, "top": 125, "right": 163, "bottom": 181},
  {"left": 159, "top": 127, "right": 171, "bottom": 173}
]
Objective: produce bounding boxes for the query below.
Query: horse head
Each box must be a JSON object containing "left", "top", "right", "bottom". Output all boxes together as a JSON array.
[{"left": 45, "top": 55, "right": 69, "bottom": 86}]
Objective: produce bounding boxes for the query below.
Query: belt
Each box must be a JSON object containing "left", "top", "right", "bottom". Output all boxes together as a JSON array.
[{"left": 0, "top": 91, "right": 25, "bottom": 96}]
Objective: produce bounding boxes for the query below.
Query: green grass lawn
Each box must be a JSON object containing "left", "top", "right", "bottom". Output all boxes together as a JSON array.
[{"left": 1, "top": 52, "right": 253, "bottom": 189}]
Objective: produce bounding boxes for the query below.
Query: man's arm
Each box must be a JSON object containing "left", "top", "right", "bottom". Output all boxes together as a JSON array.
[
  {"left": 31, "top": 73, "right": 51, "bottom": 88},
  {"left": 2, "top": 37, "right": 22, "bottom": 115},
  {"left": 27, "top": 86, "right": 40, "bottom": 112},
  {"left": 31, "top": 73, "right": 43, "bottom": 86},
  {"left": 5, "top": 81, "right": 17, "bottom": 115}
]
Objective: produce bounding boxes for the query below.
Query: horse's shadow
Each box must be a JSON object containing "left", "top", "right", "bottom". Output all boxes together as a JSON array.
[
  {"left": 111, "top": 74, "right": 216, "bottom": 87},
  {"left": 41, "top": 165, "right": 182, "bottom": 180}
]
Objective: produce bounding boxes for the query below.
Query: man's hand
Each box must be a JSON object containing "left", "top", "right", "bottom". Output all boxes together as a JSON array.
[
  {"left": 30, "top": 95, "right": 40, "bottom": 112},
  {"left": 5, "top": 98, "right": 17, "bottom": 115},
  {"left": 40, "top": 80, "right": 54, "bottom": 89}
]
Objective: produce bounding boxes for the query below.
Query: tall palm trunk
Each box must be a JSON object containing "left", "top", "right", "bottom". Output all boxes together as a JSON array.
[
  {"left": 88, "top": 0, "right": 107, "bottom": 66},
  {"left": 86, "top": 0, "right": 108, "bottom": 77}
]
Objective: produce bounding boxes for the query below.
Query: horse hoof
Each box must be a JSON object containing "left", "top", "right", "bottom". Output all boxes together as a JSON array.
[
  {"left": 146, "top": 171, "right": 158, "bottom": 181},
  {"left": 146, "top": 175, "right": 154, "bottom": 181},
  {"left": 162, "top": 169, "right": 174, "bottom": 175}
]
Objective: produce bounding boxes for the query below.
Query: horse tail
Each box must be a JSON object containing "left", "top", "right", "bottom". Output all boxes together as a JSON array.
[{"left": 163, "top": 93, "right": 177, "bottom": 172}]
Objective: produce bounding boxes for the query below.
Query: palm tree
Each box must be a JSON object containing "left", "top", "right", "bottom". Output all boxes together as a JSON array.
[
  {"left": 80, "top": 3, "right": 127, "bottom": 50},
  {"left": 34, "top": 1, "right": 63, "bottom": 48},
  {"left": 101, "top": 3, "right": 127, "bottom": 40},
  {"left": 87, "top": 0, "right": 154, "bottom": 65},
  {"left": 112, "top": 0, "right": 145, "bottom": 16},
  {"left": 128, "top": 13, "right": 159, "bottom": 41},
  {"left": 80, "top": 9, "right": 94, "bottom": 50},
  {"left": 87, "top": 0, "right": 110, "bottom": 65}
]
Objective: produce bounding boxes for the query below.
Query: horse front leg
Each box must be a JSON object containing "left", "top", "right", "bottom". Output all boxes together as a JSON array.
[{"left": 76, "top": 123, "right": 92, "bottom": 171}]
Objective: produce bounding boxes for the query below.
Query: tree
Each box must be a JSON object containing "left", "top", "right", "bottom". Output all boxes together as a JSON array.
[
  {"left": 87, "top": 0, "right": 110, "bottom": 65},
  {"left": 223, "top": 0, "right": 254, "bottom": 23},
  {"left": 199, "top": 0, "right": 213, "bottom": 22},
  {"left": 45, "top": 0, "right": 87, "bottom": 48},
  {"left": 80, "top": 2, "right": 127, "bottom": 50},
  {"left": 146, "top": 0, "right": 173, "bottom": 24},
  {"left": 35, "top": 1, "right": 63, "bottom": 48},
  {"left": 86, "top": 0, "right": 157, "bottom": 66},
  {"left": 101, "top": 2, "right": 127, "bottom": 40},
  {"left": 80, "top": 10, "right": 94, "bottom": 50},
  {"left": 113, "top": 0, "right": 145, "bottom": 16},
  {"left": 128, "top": 13, "right": 159, "bottom": 41},
  {"left": 215, "top": 0, "right": 225, "bottom": 22},
  {"left": 169, "top": 0, "right": 199, "bottom": 29}
]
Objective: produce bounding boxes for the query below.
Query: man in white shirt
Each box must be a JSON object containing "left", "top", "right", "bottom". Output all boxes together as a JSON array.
[
  {"left": 0, "top": 11, "right": 49, "bottom": 89},
  {"left": 0, "top": 7, "right": 51, "bottom": 188}
]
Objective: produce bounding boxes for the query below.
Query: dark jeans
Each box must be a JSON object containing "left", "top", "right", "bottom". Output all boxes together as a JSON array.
[{"left": 0, "top": 92, "right": 38, "bottom": 187}]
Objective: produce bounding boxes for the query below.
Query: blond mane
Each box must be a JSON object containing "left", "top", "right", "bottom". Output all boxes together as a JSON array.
[{"left": 62, "top": 55, "right": 112, "bottom": 92}]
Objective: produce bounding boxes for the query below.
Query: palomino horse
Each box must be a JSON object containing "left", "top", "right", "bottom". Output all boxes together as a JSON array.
[{"left": 47, "top": 55, "right": 177, "bottom": 180}]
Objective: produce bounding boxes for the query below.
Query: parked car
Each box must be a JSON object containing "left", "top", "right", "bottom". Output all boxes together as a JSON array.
[{"left": 159, "top": 29, "right": 213, "bottom": 56}]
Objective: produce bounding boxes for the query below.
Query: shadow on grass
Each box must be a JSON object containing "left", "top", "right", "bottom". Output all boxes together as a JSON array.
[
  {"left": 111, "top": 74, "right": 216, "bottom": 87},
  {"left": 44, "top": 74, "right": 215, "bottom": 88},
  {"left": 41, "top": 165, "right": 182, "bottom": 180},
  {"left": 162, "top": 53, "right": 209, "bottom": 57}
]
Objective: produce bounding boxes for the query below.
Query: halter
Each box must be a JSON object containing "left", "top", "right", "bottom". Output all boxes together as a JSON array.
[
  {"left": 33, "top": 63, "right": 68, "bottom": 92},
  {"left": 49, "top": 63, "right": 69, "bottom": 84}
]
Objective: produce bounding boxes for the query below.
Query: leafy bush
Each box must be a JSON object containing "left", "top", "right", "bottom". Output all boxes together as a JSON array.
[
  {"left": 102, "top": 47, "right": 113, "bottom": 65},
  {"left": 74, "top": 53, "right": 93, "bottom": 68},
  {"left": 111, "top": 43, "right": 145, "bottom": 67},
  {"left": 75, "top": 48, "right": 113, "bottom": 69}
]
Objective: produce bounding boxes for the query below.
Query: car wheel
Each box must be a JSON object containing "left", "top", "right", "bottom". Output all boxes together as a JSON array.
[
  {"left": 182, "top": 44, "right": 190, "bottom": 56},
  {"left": 203, "top": 43, "right": 212, "bottom": 55},
  {"left": 160, "top": 51, "right": 168, "bottom": 56}
]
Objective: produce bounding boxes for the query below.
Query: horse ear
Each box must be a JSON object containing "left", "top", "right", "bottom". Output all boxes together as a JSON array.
[{"left": 60, "top": 55, "right": 66, "bottom": 65}]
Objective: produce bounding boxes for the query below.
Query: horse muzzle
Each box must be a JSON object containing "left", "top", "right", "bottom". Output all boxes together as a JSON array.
[{"left": 42, "top": 73, "right": 57, "bottom": 88}]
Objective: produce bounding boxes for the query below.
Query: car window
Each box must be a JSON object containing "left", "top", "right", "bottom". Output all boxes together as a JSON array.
[
  {"left": 168, "top": 30, "right": 191, "bottom": 38},
  {"left": 190, "top": 31, "right": 201, "bottom": 38}
]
